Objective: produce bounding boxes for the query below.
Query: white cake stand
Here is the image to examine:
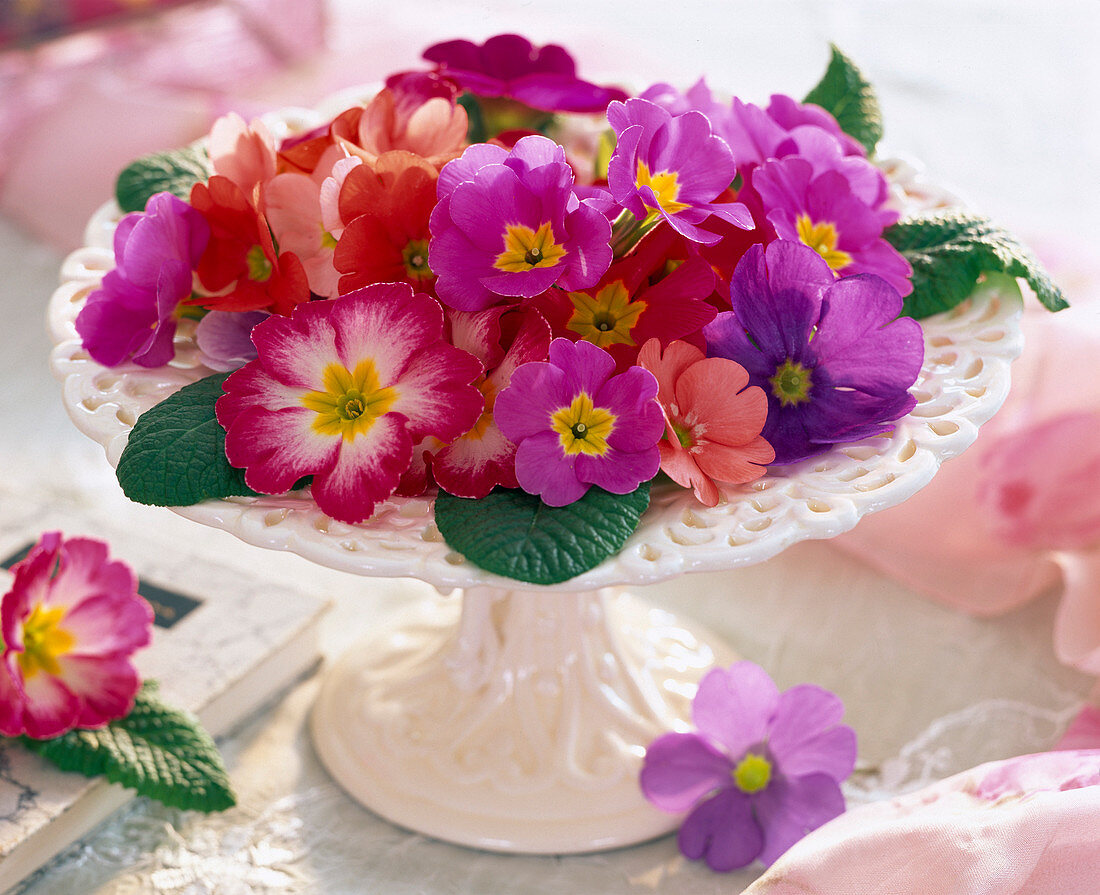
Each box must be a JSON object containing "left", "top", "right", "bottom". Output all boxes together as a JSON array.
[{"left": 47, "top": 114, "right": 1023, "bottom": 852}]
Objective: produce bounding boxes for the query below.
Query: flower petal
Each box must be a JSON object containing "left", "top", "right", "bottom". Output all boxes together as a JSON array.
[
  {"left": 679, "top": 787, "right": 764, "bottom": 872},
  {"left": 693, "top": 662, "right": 779, "bottom": 755},
  {"left": 753, "top": 773, "right": 847, "bottom": 866},
  {"left": 640, "top": 731, "right": 732, "bottom": 812},
  {"left": 767, "top": 684, "right": 857, "bottom": 782}
]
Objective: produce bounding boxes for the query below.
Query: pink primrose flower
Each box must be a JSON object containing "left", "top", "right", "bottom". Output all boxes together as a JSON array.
[
  {"left": 429, "top": 305, "right": 553, "bottom": 498},
  {"left": 208, "top": 112, "right": 278, "bottom": 201},
  {"left": 637, "top": 339, "right": 773, "bottom": 506},
  {"left": 606, "top": 97, "right": 752, "bottom": 245},
  {"left": 0, "top": 533, "right": 153, "bottom": 739},
  {"left": 215, "top": 284, "right": 484, "bottom": 524},
  {"left": 263, "top": 172, "right": 340, "bottom": 298},
  {"left": 429, "top": 136, "right": 612, "bottom": 311},
  {"left": 493, "top": 338, "right": 664, "bottom": 506}
]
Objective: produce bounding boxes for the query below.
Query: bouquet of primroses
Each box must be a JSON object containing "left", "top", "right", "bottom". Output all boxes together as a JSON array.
[{"left": 75, "top": 35, "right": 1065, "bottom": 584}]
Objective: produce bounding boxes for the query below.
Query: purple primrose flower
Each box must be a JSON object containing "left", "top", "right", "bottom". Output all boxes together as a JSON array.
[
  {"left": 429, "top": 135, "right": 613, "bottom": 311},
  {"left": 422, "top": 33, "right": 628, "bottom": 113},
  {"left": 494, "top": 338, "right": 664, "bottom": 506},
  {"left": 704, "top": 240, "right": 924, "bottom": 465},
  {"left": 75, "top": 192, "right": 209, "bottom": 368},
  {"left": 640, "top": 661, "right": 857, "bottom": 872},
  {"left": 606, "top": 98, "right": 752, "bottom": 244}
]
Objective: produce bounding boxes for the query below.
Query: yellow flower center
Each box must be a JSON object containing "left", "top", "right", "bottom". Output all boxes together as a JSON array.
[
  {"left": 795, "top": 214, "right": 853, "bottom": 271},
  {"left": 402, "top": 239, "right": 433, "bottom": 281},
  {"left": 494, "top": 222, "right": 567, "bottom": 273},
  {"left": 301, "top": 359, "right": 398, "bottom": 441},
  {"left": 769, "top": 358, "right": 814, "bottom": 407},
  {"left": 465, "top": 377, "right": 497, "bottom": 441},
  {"left": 636, "top": 160, "right": 690, "bottom": 215},
  {"left": 550, "top": 392, "right": 616, "bottom": 456},
  {"left": 16, "top": 604, "right": 74, "bottom": 679},
  {"left": 566, "top": 281, "right": 646, "bottom": 348},
  {"left": 245, "top": 244, "right": 273, "bottom": 282},
  {"left": 732, "top": 752, "right": 773, "bottom": 794}
]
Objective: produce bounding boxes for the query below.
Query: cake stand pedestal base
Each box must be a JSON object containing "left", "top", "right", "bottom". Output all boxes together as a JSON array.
[{"left": 310, "top": 585, "right": 736, "bottom": 854}]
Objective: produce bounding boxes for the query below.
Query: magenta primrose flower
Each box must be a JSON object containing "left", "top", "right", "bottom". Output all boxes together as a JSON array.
[
  {"left": 429, "top": 135, "right": 612, "bottom": 311},
  {"left": 704, "top": 240, "right": 924, "bottom": 465},
  {"left": 216, "top": 284, "right": 484, "bottom": 524},
  {"left": 0, "top": 532, "right": 153, "bottom": 740},
  {"left": 752, "top": 156, "right": 911, "bottom": 295},
  {"left": 606, "top": 97, "right": 752, "bottom": 245},
  {"left": 422, "top": 33, "right": 628, "bottom": 113},
  {"left": 494, "top": 338, "right": 664, "bottom": 506},
  {"left": 640, "top": 661, "right": 856, "bottom": 872},
  {"left": 75, "top": 192, "right": 209, "bottom": 368}
]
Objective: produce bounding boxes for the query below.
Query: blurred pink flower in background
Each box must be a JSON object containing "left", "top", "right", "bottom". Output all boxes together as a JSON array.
[{"left": 833, "top": 248, "right": 1100, "bottom": 676}]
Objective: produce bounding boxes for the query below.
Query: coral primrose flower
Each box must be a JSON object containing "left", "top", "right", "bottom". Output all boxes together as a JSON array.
[
  {"left": 640, "top": 661, "right": 856, "bottom": 872},
  {"left": 189, "top": 175, "right": 311, "bottom": 314},
  {"left": 494, "top": 338, "right": 664, "bottom": 506},
  {"left": 422, "top": 33, "right": 628, "bottom": 113},
  {"left": 0, "top": 532, "right": 153, "bottom": 739},
  {"left": 638, "top": 339, "right": 774, "bottom": 506},
  {"left": 215, "top": 284, "right": 484, "bottom": 524},
  {"left": 333, "top": 151, "right": 440, "bottom": 296},
  {"left": 75, "top": 192, "right": 209, "bottom": 368},
  {"left": 704, "top": 240, "right": 923, "bottom": 465},
  {"left": 429, "top": 135, "right": 612, "bottom": 311},
  {"left": 606, "top": 97, "right": 752, "bottom": 245}
]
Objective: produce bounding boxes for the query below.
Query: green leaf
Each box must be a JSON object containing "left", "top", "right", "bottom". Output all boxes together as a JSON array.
[
  {"left": 23, "top": 682, "right": 234, "bottom": 813},
  {"left": 803, "top": 44, "right": 884, "bottom": 156},
  {"left": 115, "top": 145, "right": 211, "bottom": 214},
  {"left": 434, "top": 484, "right": 651, "bottom": 585},
  {"left": 885, "top": 210, "right": 1068, "bottom": 318},
  {"left": 116, "top": 373, "right": 258, "bottom": 507},
  {"left": 457, "top": 93, "right": 488, "bottom": 144}
]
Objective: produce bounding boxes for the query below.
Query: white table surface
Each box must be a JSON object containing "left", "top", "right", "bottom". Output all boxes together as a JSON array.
[{"left": 3, "top": 1, "right": 1099, "bottom": 891}]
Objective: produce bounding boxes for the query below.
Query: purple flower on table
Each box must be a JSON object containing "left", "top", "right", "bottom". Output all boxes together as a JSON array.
[
  {"left": 752, "top": 156, "right": 911, "bottom": 295},
  {"left": 493, "top": 338, "right": 664, "bottom": 506},
  {"left": 703, "top": 240, "right": 923, "bottom": 466},
  {"left": 605, "top": 98, "right": 752, "bottom": 245},
  {"left": 640, "top": 661, "right": 856, "bottom": 872},
  {"left": 422, "top": 33, "right": 628, "bottom": 113},
  {"left": 429, "top": 135, "right": 612, "bottom": 311},
  {"left": 75, "top": 192, "right": 209, "bottom": 368}
]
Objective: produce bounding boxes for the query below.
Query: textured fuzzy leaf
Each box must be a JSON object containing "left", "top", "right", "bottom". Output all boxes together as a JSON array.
[
  {"left": 23, "top": 683, "right": 234, "bottom": 813},
  {"left": 886, "top": 211, "right": 1068, "bottom": 318},
  {"left": 116, "top": 373, "right": 257, "bottom": 506},
  {"left": 435, "top": 484, "right": 651, "bottom": 585},
  {"left": 803, "top": 45, "right": 883, "bottom": 156},
  {"left": 115, "top": 145, "right": 211, "bottom": 214}
]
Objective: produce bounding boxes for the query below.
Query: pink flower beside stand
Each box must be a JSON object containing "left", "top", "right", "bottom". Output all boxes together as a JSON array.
[{"left": 46, "top": 91, "right": 1025, "bottom": 851}]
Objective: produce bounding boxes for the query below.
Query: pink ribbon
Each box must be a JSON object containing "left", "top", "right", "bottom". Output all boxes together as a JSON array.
[{"left": 744, "top": 749, "right": 1100, "bottom": 895}]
